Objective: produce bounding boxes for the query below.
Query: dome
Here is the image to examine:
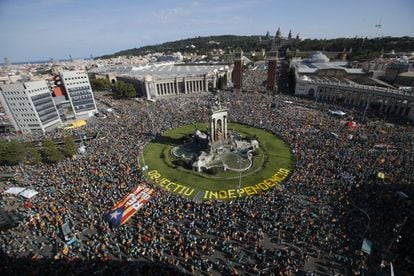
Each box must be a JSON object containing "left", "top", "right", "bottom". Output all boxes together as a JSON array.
[{"left": 309, "top": 51, "right": 330, "bottom": 63}]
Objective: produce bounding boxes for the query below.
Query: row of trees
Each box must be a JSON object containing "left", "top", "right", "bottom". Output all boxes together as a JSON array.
[
  {"left": 90, "top": 79, "right": 137, "bottom": 98},
  {"left": 98, "top": 35, "right": 414, "bottom": 60},
  {"left": 90, "top": 78, "right": 111, "bottom": 91},
  {"left": 99, "top": 35, "right": 259, "bottom": 59},
  {"left": 0, "top": 136, "right": 78, "bottom": 166},
  {"left": 216, "top": 74, "right": 228, "bottom": 90},
  {"left": 112, "top": 81, "right": 137, "bottom": 98}
]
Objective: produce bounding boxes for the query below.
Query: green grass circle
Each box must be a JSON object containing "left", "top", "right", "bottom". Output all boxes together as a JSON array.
[{"left": 142, "top": 123, "right": 294, "bottom": 201}]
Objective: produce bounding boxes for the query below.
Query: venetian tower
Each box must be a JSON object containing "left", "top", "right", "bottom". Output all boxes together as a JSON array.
[{"left": 209, "top": 96, "right": 228, "bottom": 146}]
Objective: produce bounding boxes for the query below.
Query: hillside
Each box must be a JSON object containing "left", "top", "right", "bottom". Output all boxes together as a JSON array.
[
  {"left": 98, "top": 35, "right": 259, "bottom": 59},
  {"left": 98, "top": 35, "right": 414, "bottom": 59}
]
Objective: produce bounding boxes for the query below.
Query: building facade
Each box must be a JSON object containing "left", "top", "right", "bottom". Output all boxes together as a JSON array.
[
  {"left": 60, "top": 71, "right": 97, "bottom": 118},
  {"left": 0, "top": 80, "right": 61, "bottom": 134},
  {"left": 291, "top": 52, "right": 414, "bottom": 121},
  {"left": 89, "top": 63, "right": 232, "bottom": 100}
]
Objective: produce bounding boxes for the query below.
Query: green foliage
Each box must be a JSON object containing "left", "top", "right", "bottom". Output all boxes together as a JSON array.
[
  {"left": 296, "top": 36, "right": 414, "bottom": 59},
  {"left": 287, "top": 67, "right": 296, "bottom": 94},
  {"left": 113, "top": 81, "right": 137, "bottom": 98},
  {"left": 0, "top": 139, "right": 26, "bottom": 165},
  {"left": 90, "top": 78, "right": 111, "bottom": 91},
  {"left": 204, "top": 167, "right": 221, "bottom": 175},
  {"left": 351, "top": 50, "right": 382, "bottom": 60},
  {"left": 216, "top": 76, "right": 225, "bottom": 90},
  {"left": 61, "top": 136, "right": 77, "bottom": 157},
  {"left": 26, "top": 147, "right": 42, "bottom": 165},
  {"left": 98, "top": 35, "right": 260, "bottom": 58},
  {"left": 98, "top": 35, "right": 414, "bottom": 60},
  {"left": 143, "top": 123, "right": 293, "bottom": 201},
  {"left": 42, "top": 138, "right": 64, "bottom": 163}
]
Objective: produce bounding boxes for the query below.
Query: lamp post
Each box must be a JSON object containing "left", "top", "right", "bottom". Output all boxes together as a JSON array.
[
  {"left": 140, "top": 146, "right": 148, "bottom": 176},
  {"left": 236, "top": 158, "right": 243, "bottom": 198}
]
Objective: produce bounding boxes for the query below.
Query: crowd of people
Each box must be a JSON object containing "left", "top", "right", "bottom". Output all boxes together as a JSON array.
[
  {"left": 242, "top": 65, "right": 268, "bottom": 93},
  {"left": 0, "top": 87, "right": 413, "bottom": 275}
]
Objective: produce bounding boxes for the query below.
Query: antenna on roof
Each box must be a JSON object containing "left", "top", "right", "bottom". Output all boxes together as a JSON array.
[{"left": 375, "top": 17, "right": 383, "bottom": 38}]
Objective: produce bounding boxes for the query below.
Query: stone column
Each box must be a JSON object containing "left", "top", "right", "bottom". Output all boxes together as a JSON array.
[
  {"left": 145, "top": 81, "right": 150, "bottom": 98},
  {"left": 379, "top": 99, "right": 384, "bottom": 111},
  {"left": 184, "top": 78, "right": 188, "bottom": 94},
  {"left": 386, "top": 99, "right": 392, "bottom": 113},
  {"left": 211, "top": 119, "right": 215, "bottom": 143},
  {"left": 155, "top": 83, "right": 159, "bottom": 96},
  {"left": 397, "top": 100, "right": 403, "bottom": 115},
  {"left": 204, "top": 76, "right": 208, "bottom": 91},
  {"left": 175, "top": 79, "right": 179, "bottom": 94},
  {"left": 401, "top": 101, "right": 408, "bottom": 116},
  {"left": 392, "top": 99, "right": 397, "bottom": 113},
  {"left": 224, "top": 116, "right": 228, "bottom": 139}
]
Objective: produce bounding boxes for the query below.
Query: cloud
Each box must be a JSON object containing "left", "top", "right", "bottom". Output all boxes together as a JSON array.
[{"left": 152, "top": 7, "right": 191, "bottom": 22}]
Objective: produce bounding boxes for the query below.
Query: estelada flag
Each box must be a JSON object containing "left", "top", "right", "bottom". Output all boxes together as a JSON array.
[{"left": 106, "top": 184, "right": 155, "bottom": 227}]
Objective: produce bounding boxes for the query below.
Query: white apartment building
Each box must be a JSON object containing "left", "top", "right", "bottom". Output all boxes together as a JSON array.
[
  {"left": 60, "top": 71, "right": 97, "bottom": 118},
  {"left": 0, "top": 80, "right": 62, "bottom": 134}
]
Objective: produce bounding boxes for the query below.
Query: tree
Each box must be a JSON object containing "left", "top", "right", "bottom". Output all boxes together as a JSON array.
[
  {"left": 216, "top": 76, "right": 224, "bottom": 90},
  {"left": 42, "top": 138, "right": 64, "bottom": 163},
  {"left": 91, "top": 78, "right": 111, "bottom": 91},
  {"left": 0, "top": 139, "right": 26, "bottom": 165},
  {"left": 113, "top": 81, "right": 137, "bottom": 98},
  {"left": 287, "top": 67, "right": 296, "bottom": 94},
  {"left": 26, "top": 147, "right": 42, "bottom": 165},
  {"left": 61, "top": 136, "right": 77, "bottom": 157}
]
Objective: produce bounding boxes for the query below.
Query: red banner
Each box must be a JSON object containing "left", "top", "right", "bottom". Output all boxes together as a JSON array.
[{"left": 107, "top": 184, "right": 155, "bottom": 227}]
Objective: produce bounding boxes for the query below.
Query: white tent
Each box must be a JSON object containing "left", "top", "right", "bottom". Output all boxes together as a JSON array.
[
  {"left": 2, "top": 187, "right": 39, "bottom": 199},
  {"left": 19, "top": 189, "right": 39, "bottom": 199},
  {"left": 3, "top": 187, "right": 26, "bottom": 195},
  {"left": 329, "top": 110, "right": 346, "bottom": 116}
]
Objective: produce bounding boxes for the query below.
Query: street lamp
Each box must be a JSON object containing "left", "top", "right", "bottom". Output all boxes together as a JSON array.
[{"left": 236, "top": 157, "right": 243, "bottom": 198}]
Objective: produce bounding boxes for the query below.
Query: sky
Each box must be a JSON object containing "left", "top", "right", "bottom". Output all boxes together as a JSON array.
[{"left": 0, "top": 0, "right": 413, "bottom": 62}]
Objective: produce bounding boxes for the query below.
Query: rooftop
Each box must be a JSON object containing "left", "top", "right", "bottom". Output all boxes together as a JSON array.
[
  {"left": 294, "top": 60, "right": 364, "bottom": 74},
  {"left": 89, "top": 63, "right": 229, "bottom": 80}
]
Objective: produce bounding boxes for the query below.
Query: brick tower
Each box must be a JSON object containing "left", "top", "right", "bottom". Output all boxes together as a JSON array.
[
  {"left": 232, "top": 49, "right": 243, "bottom": 92},
  {"left": 267, "top": 46, "right": 278, "bottom": 91}
]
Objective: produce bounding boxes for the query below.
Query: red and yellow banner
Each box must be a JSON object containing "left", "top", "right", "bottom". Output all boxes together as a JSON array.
[{"left": 106, "top": 184, "right": 155, "bottom": 227}]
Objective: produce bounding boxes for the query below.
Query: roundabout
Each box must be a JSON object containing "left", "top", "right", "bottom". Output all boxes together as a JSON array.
[{"left": 142, "top": 122, "right": 294, "bottom": 201}]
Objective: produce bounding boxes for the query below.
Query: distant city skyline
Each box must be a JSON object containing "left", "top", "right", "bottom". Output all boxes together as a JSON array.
[{"left": 0, "top": 0, "right": 413, "bottom": 62}]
